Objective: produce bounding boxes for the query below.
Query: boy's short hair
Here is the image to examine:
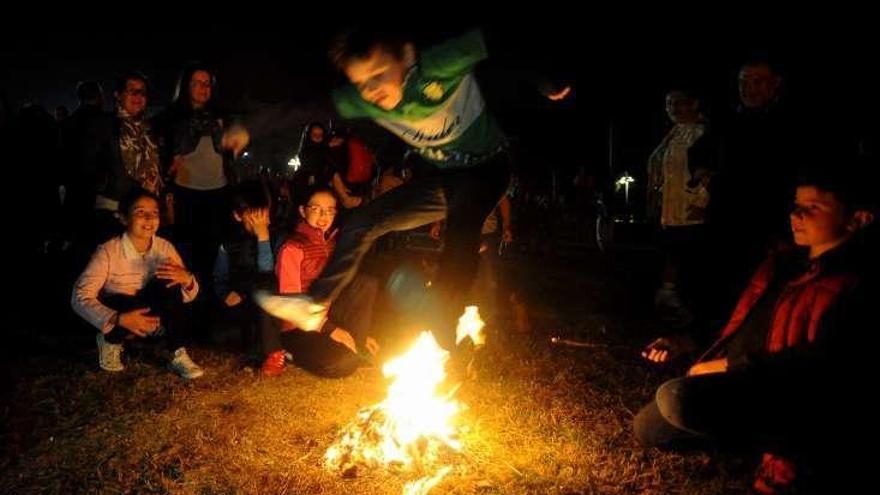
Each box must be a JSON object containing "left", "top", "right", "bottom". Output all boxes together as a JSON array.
[
  {"left": 797, "top": 157, "right": 878, "bottom": 213},
  {"left": 328, "top": 28, "right": 408, "bottom": 71},
  {"left": 231, "top": 180, "right": 271, "bottom": 215}
]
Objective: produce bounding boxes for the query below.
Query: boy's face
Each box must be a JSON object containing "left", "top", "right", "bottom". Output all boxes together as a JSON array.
[
  {"left": 344, "top": 45, "right": 414, "bottom": 111},
  {"left": 790, "top": 186, "right": 849, "bottom": 249},
  {"left": 124, "top": 197, "right": 160, "bottom": 239},
  {"left": 299, "top": 192, "right": 338, "bottom": 233}
]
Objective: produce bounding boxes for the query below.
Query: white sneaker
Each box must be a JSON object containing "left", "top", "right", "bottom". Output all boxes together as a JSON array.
[
  {"left": 168, "top": 347, "right": 205, "bottom": 379},
  {"left": 96, "top": 333, "right": 124, "bottom": 372},
  {"left": 254, "top": 291, "right": 327, "bottom": 331}
]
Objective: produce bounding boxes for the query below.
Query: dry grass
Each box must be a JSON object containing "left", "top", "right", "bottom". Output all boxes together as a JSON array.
[{"left": 2, "top": 253, "right": 752, "bottom": 494}]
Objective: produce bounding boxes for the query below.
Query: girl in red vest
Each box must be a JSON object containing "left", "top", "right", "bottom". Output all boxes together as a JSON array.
[{"left": 260, "top": 188, "right": 379, "bottom": 377}]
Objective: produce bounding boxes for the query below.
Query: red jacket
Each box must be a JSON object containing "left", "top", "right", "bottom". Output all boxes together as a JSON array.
[
  {"left": 700, "top": 242, "right": 865, "bottom": 365},
  {"left": 276, "top": 222, "right": 337, "bottom": 294}
]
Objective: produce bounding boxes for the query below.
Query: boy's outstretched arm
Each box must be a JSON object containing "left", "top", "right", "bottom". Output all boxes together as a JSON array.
[{"left": 474, "top": 28, "right": 573, "bottom": 102}]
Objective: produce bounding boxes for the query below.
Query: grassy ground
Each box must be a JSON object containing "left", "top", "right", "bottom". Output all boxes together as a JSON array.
[{"left": 1, "top": 250, "right": 753, "bottom": 494}]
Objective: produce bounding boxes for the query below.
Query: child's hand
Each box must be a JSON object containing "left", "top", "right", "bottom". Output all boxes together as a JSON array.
[
  {"left": 330, "top": 328, "right": 357, "bottom": 354},
  {"left": 365, "top": 337, "right": 380, "bottom": 356},
  {"left": 642, "top": 337, "right": 681, "bottom": 364},
  {"left": 244, "top": 208, "right": 271, "bottom": 241},
  {"left": 156, "top": 262, "right": 194, "bottom": 289},
  {"left": 224, "top": 291, "right": 243, "bottom": 307},
  {"left": 119, "top": 308, "right": 160, "bottom": 337}
]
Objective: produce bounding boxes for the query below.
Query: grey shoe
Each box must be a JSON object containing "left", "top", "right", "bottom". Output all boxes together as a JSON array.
[{"left": 168, "top": 347, "right": 205, "bottom": 379}]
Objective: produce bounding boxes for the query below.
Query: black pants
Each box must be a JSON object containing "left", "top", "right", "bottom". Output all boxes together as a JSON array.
[
  {"left": 310, "top": 153, "right": 510, "bottom": 349},
  {"left": 634, "top": 367, "right": 851, "bottom": 453},
  {"left": 263, "top": 274, "right": 379, "bottom": 378},
  {"left": 468, "top": 233, "right": 503, "bottom": 326},
  {"left": 277, "top": 331, "right": 363, "bottom": 378},
  {"left": 633, "top": 369, "right": 865, "bottom": 491},
  {"left": 100, "top": 279, "right": 194, "bottom": 351}
]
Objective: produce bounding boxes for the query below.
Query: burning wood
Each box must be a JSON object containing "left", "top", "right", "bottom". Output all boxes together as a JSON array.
[{"left": 324, "top": 307, "right": 485, "bottom": 494}]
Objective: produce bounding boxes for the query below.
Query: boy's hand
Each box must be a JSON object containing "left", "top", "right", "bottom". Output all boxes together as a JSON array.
[
  {"left": 118, "top": 308, "right": 160, "bottom": 337},
  {"left": 156, "top": 262, "right": 194, "bottom": 289},
  {"left": 224, "top": 291, "right": 243, "bottom": 307},
  {"left": 642, "top": 337, "right": 682, "bottom": 364},
  {"left": 244, "top": 208, "right": 271, "bottom": 241},
  {"left": 687, "top": 358, "right": 728, "bottom": 377},
  {"left": 546, "top": 85, "right": 572, "bottom": 101}
]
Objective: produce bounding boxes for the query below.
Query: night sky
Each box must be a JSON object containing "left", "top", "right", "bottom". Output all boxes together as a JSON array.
[{"left": 3, "top": 12, "right": 877, "bottom": 186}]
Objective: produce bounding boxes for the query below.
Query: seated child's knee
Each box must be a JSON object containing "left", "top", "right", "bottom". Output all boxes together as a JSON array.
[
  {"left": 655, "top": 378, "right": 690, "bottom": 430},
  {"left": 314, "top": 357, "right": 360, "bottom": 379}
]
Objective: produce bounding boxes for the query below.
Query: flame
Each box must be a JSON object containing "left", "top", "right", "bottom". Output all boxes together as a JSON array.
[
  {"left": 456, "top": 306, "right": 485, "bottom": 347},
  {"left": 324, "top": 307, "right": 485, "bottom": 494}
]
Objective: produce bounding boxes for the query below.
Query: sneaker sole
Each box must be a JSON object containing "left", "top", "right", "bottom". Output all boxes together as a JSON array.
[
  {"left": 254, "top": 292, "right": 324, "bottom": 331},
  {"left": 167, "top": 363, "right": 205, "bottom": 380}
]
